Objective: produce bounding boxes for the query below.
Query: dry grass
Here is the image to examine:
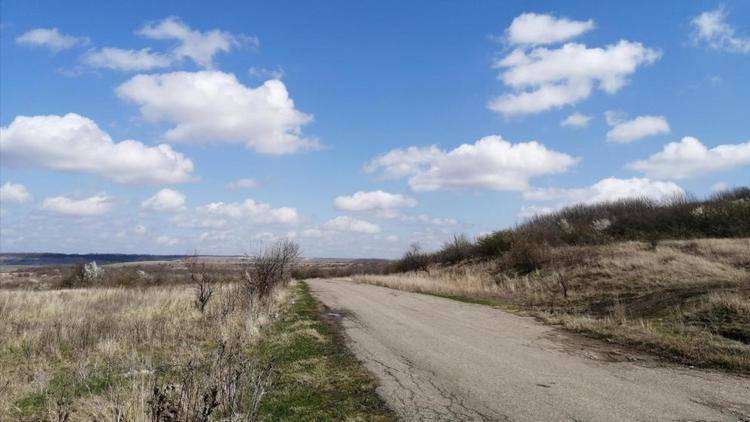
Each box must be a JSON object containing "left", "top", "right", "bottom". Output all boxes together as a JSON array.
[
  {"left": 0, "top": 282, "right": 287, "bottom": 420},
  {"left": 353, "top": 238, "right": 750, "bottom": 372},
  {"left": 357, "top": 239, "right": 748, "bottom": 300}
]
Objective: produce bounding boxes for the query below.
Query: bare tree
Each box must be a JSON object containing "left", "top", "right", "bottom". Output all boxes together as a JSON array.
[
  {"left": 396, "top": 243, "right": 430, "bottom": 273},
  {"left": 243, "top": 239, "right": 300, "bottom": 301},
  {"left": 188, "top": 254, "right": 214, "bottom": 313}
]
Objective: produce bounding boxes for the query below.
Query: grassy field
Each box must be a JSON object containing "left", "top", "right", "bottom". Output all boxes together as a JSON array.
[
  {"left": 0, "top": 281, "right": 287, "bottom": 420},
  {"left": 0, "top": 241, "right": 392, "bottom": 421},
  {"left": 352, "top": 238, "right": 750, "bottom": 373}
]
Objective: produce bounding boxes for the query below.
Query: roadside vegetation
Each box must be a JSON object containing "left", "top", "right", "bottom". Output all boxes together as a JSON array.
[
  {"left": 0, "top": 239, "right": 389, "bottom": 421},
  {"left": 1, "top": 281, "right": 284, "bottom": 420},
  {"left": 253, "top": 282, "right": 394, "bottom": 421},
  {"left": 302, "top": 188, "right": 750, "bottom": 373}
]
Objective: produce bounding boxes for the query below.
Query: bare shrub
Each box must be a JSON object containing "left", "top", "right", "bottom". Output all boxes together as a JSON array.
[
  {"left": 475, "top": 230, "right": 514, "bottom": 259},
  {"left": 518, "top": 187, "right": 750, "bottom": 247},
  {"left": 194, "top": 277, "right": 214, "bottom": 314},
  {"left": 186, "top": 255, "right": 215, "bottom": 313},
  {"left": 243, "top": 239, "right": 300, "bottom": 300},
  {"left": 57, "top": 261, "right": 100, "bottom": 288},
  {"left": 149, "top": 338, "right": 273, "bottom": 421},
  {"left": 503, "top": 237, "right": 547, "bottom": 275},
  {"left": 394, "top": 243, "right": 430, "bottom": 273},
  {"left": 383, "top": 187, "right": 750, "bottom": 272},
  {"left": 194, "top": 282, "right": 214, "bottom": 313},
  {"left": 58, "top": 264, "right": 86, "bottom": 288},
  {"left": 437, "top": 234, "right": 474, "bottom": 265},
  {"left": 553, "top": 271, "right": 569, "bottom": 299}
]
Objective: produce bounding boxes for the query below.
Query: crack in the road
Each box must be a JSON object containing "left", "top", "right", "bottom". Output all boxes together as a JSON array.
[{"left": 359, "top": 342, "right": 507, "bottom": 421}]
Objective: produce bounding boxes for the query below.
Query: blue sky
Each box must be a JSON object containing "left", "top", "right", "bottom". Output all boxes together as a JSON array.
[{"left": 1, "top": 0, "right": 749, "bottom": 257}]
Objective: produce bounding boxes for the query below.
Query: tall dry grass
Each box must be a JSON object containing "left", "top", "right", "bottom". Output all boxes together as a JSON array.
[
  {"left": 0, "top": 282, "right": 287, "bottom": 420},
  {"left": 356, "top": 239, "right": 749, "bottom": 303}
]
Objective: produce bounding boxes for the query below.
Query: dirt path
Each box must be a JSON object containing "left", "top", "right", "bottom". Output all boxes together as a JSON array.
[{"left": 307, "top": 278, "right": 750, "bottom": 421}]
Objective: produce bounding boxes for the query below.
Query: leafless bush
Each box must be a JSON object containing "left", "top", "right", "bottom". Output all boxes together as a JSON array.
[
  {"left": 243, "top": 239, "right": 300, "bottom": 300},
  {"left": 57, "top": 264, "right": 85, "bottom": 288},
  {"left": 57, "top": 261, "right": 100, "bottom": 288},
  {"left": 149, "top": 339, "right": 272, "bottom": 421},
  {"left": 519, "top": 187, "right": 750, "bottom": 246},
  {"left": 193, "top": 277, "right": 214, "bottom": 314},
  {"left": 475, "top": 230, "right": 515, "bottom": 258},
  {"left": 394, "top": 243, "right": 430, "bottom": 273},
  {"left": 389, "top": 187, "right": 750, "bottom": 272},
  {"left": 187, "top": 256, "right": 215, "bottom": 313},
  {"left": 502, "top": 237, "right": 547, "bottom": 275},
  {"left": 437, "top": 234, "right": 474, "bottom": 264}
]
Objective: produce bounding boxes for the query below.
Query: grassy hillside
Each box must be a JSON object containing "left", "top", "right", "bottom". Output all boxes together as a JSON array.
[{"left": 391, "top": 187, "right": 750, "bottom": 273}]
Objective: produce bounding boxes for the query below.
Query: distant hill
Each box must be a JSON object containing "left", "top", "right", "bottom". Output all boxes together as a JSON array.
[
  {"left": 0, "top": 253, "right": 188, "bottom": 267},
  {"left": 0, "top": 253, "right": 391, "bottom": 268}
]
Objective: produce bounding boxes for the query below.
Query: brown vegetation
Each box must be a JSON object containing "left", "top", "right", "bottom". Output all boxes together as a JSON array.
[
  {"left": 353, "top": 238, "right": 750, "bottom": 372},
  {"left": 0, "top": 239, "right": 304, "bottom": 420},
  {"left": 0, "top": 281, "right": 287, "bottom": 420},
  {"left": 389, "top": 187, "right": 750, "bottom": 272}
]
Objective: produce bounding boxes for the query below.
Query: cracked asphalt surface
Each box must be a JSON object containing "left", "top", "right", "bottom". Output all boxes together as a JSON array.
[{"left": 308, "top": 278, "right": 750, "bottom": 421}]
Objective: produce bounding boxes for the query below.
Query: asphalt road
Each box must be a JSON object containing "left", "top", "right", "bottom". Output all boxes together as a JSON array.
[{"left": 308, "top": 278, "right": 750, "bottom": 421}]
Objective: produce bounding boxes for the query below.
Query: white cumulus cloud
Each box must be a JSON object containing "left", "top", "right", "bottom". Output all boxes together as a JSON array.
[
  {"left": 16, "top": 28, "right": 89, "bottom": 51},
  {"left": 490, "top": 14, "right": 660, "bottom": 116},
  {"left": 0, "top": 113, "right": 194, "bottom": 184},
  {"left": 524, "top": 177, "right": 685, "bottom": 205},
  {"left": 83, "top": 47, "right": 173, "bottom": 71},
  {"left": 324, "top": 216, "right": 381, "bottom": 234},
  {"left": 82, "top": 18, "right": 252, "bottom": 71},
  {"left": 691, "top": 8, "right": 750, "bottom": 54},
  {"left": 627, "top": 137, "right": 750, "bottom": 179},
  {"left": 334, "top": 190, "right": 416, "bottom": 212},
  {"left": 0, "top": 182, "right": 31, "bottom": 203},
  {"left": 141, "top": 188, "right": 186, "bottom": 212},
  {"left": 41, "top": 194, "right": 113, "bottom": 216},
  {"left": 506, "top": 13, "right": 594, "bottom": 45},
  {"left": 196, "top": 199, "right": 299, "bottom": 225},
  {"left": 560, "top": 112, "right": 592, "bottom": 127},
  {"left": 363, "top": 146, "right": 443, "bottom": 179},
  {"left": 605, "top": 114, "right": 670, "bottom": 143},
  {"left": 117, "top": 71, "right": 318, "bottom": 155},
  {"left": 137, "top": 17, "right": 255, "bottom": 68},
  {"left": 365, "top": 135, "right": 578, "bottom": 192}
]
